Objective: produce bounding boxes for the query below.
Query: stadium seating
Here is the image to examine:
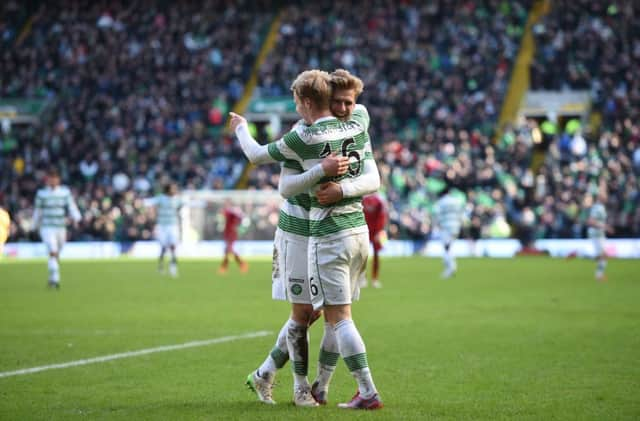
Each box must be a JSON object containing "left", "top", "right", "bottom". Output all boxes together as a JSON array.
[
  {"left": 529, "top": 0, "right": 640, "bottom": 237},
  {"left": 255, "top": 0, "right": 532, "bottom": 239},
  {"left": 1, "top": 0, "right": 276, "bottom": 240},
  {"left": 1, "top": 0, "right": 638, "bottom": 241}
]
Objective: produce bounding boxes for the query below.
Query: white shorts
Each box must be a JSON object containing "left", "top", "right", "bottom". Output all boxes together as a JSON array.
[
  {"left": 272, "top": 229, "right": 310, "bottom": 304},
  {"left": 591, "top": 237, "right": 605, "bottom": 257},
  {"left": 40, "top": 228, "right": 66, "bottom": 254},
  {"left": 309, "top": 231, "right": 368, "bottom": 311},
  {"left": 440, "top": 230, "right": 459, "bottom": 247},
  {"left": 155, "top": 225, "right": 180, "bottom": 247}
]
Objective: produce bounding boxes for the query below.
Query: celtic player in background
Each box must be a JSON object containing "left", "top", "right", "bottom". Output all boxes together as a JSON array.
[
  {"left": 144, "top": 183, "right": 183, "bottom": 277},
  {"left": 588, "top": 193, "right": 609, "bottom": 281},
  {"left": 32, "top": 168, "right": 81, "bottom": 288},
  {"left": 433, "top": 186, "right": 466, "bottom": 279}
]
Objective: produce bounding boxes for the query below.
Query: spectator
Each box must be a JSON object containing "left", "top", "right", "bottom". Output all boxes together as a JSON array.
[{"left": 2, "top": 0, "right": 277, "bottom": 241}]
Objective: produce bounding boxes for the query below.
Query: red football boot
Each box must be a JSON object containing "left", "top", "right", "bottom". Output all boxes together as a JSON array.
[{"left": 337, "top": 391, "right": 383, "bottom": 410}]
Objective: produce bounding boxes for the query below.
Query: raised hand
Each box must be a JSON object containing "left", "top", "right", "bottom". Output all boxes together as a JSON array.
[{"left": 229, "top": 112, "right": 247, "bottom": 132}]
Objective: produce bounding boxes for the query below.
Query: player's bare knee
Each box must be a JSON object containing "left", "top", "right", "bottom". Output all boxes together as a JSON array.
[
  {"left": 323, "top": 304, "right": 352, "bottom": 327},
  {"left": 291, "top": 303, "right": 314, "bottom": 325},
  {"left": 309, "top": 310, "right": 323, "bottom": 326}
]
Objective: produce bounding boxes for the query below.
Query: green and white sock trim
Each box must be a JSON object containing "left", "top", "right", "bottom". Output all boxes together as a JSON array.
[
  {"left": 344, "top": 353, "right": 369, "bottom": 371},
  {"left": 319, "top": 348, "right": 340, "bottom": 367},
  {"left": 293, "top": 360, "right": 308, "bottom": 376},
  {"left": 270, "top": 346, "right": 288, "bottom": 369}
]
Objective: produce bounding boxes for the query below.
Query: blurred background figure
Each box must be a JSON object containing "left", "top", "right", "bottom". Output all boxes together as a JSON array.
[
  {"left": 0, "top": 203, "right": 10, "bottom": 259},
  {"left": 361, "top": 193, "right": 388, "bottom": 288},
  {"left": 32, "top": 168, "right": 81, "bottom": 288},
  {"left": 433, "top": 186, "right": 465, "bottom": 279},
  {"left": 219, "top": 200, "right": 248, "bottom": 274},
  {"left": 144, "top": 183, "right": 183, "bottom": 277},
  {"left": 587, "top": 193, "right": 608, "bottom": 281}
]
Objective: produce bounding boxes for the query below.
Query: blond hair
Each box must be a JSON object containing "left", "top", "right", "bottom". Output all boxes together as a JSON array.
[
  {"left": 290, "top": 70, "right": 332, "bottom": 110},
  {"left": 330, "top": 68, "right": 364, "bottom": 97}
]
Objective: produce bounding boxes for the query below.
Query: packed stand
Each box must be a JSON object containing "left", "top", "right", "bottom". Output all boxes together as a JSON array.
[
  {"left": 255, "top": 0, "right": 531, "bottom": 240},
  {"left": 5, "top": 0, "right": 637, "bottom": 243},
  {"left": 0, "top": 0, "right": 30, "bottom": 49},
  {"left": 1, "top": 0, "right": 277, "bottom": 241},
  {"left": 529, "top": 0, "right": 640, "bottom": 237}
]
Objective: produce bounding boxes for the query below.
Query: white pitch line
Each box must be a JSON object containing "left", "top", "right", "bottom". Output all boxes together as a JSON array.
[{"left": 0, "top": 330, "right": 272, "bottom": 379}]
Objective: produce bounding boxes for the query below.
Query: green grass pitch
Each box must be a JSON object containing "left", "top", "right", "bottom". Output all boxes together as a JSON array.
[{"left": 1, "top": 257, "right": 639, "bottom": 420}]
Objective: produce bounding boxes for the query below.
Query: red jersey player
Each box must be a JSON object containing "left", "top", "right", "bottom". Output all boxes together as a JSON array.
[
  {"left": 362, "top": 193, "right": 388, "bottom": 288},
  {"left": 219, "top": 200, "right": 248, "bottom": 274}
]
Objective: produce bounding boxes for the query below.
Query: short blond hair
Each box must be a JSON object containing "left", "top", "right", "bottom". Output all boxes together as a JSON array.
[
  {"left": 330, "top": 68, "right": 364, "bottom": 97},
  {"left": 290, "top": 70, "right": 332, "bottom": 110}
]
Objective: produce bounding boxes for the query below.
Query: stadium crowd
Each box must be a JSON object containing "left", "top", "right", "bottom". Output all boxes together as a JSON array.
[
  {"left": 254, "top": 0, "right": 533, "bottom": 241},
  {"left": 1, "top": 0, "right": 275, "bottom": 240},
  {"left": 1, "top": 0, "right": 638, "bottom": 243},
  {"left": 528, "top": 0, "right": 640, "bottom": 238}
]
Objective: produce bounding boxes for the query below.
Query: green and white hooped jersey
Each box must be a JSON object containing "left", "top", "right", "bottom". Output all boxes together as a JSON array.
[
  {"left": 269, "top": 105, "right": 373, "bottom": 239},
  {"left": 146, "top": 195, "right": 182, "bottom": 228},
  {"left": 434, "top": 194, "right": 465, "bottom": 234},
  {"left": 277, "top": 120, "right": 312, "bottom": 238},
  {"left": 588, "top": 202, "right": 606, "bottom": 238},
  {"left": 278, "top": 191, "right": 312, "bottom": 237},
  {"left": 34, "top": 186, "right": 81, "bottom": 228}
]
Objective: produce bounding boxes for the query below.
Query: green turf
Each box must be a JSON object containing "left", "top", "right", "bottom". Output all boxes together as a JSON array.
[{"left": 0, "top": 257, "right": 639, "bottom": 420}]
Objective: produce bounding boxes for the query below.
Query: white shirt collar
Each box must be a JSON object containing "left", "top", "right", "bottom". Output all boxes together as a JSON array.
[{"left": 313, "top": 115, "right": 337, "bottom": 125}]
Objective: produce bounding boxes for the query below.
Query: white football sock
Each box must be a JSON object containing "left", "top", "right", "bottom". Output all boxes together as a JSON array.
[
  {"left": 259, "top": 320, "right": 289, "bottom": 376},
  {"left": 334, "top": 319, "right": 377, "bottom": 398},
  {"left": 48, "top": 257, "right": 60, "bottom": 282},
  {"left": 316, "top": 322, "right": 339, "bottom": 392},
  {"left": 596, "top": 259, "right": 607, "bottom": 275},
  {"left": 443, "top": 247, "right": 454, "bottom": 271},
  {"left": 286, "top": 318, "right": 310, "bottom": 389}
]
